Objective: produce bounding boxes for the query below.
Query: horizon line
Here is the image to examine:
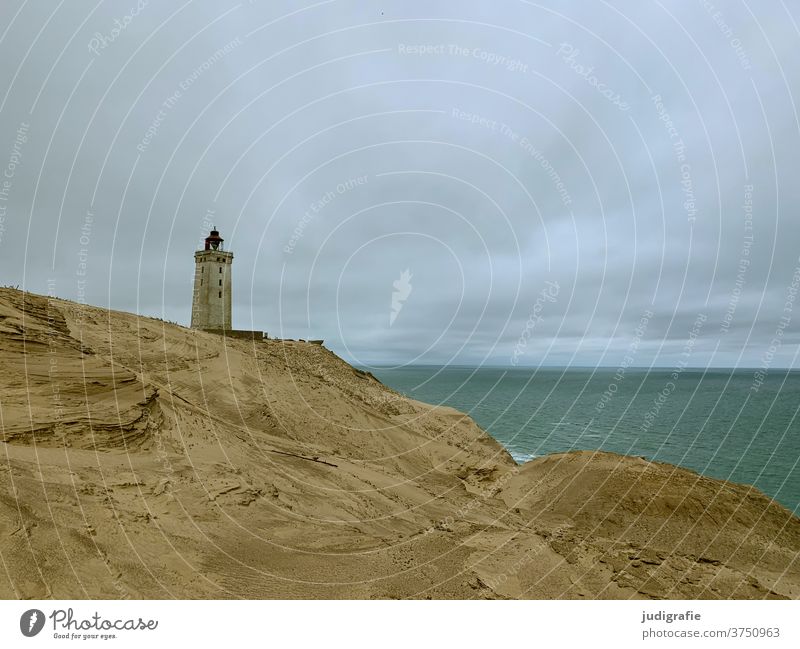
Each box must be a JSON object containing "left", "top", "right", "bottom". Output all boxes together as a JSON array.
[{"left": 357, "top": 363, "right": 800, "bottom": 371}]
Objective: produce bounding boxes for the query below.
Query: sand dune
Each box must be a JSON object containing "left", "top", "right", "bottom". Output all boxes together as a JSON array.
[{"left": 0, "top": 287, "right": 797, "bottom": 599}]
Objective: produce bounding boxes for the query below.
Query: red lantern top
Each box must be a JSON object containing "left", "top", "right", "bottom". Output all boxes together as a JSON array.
[{"left": 204, "top": 228, "right": 224, "bottom": 251}]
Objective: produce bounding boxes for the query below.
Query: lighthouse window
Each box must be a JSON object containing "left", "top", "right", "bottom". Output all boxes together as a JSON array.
[
  {"left": 218, "top": 291, "right": 222, "bottom": 298},
  {"left": 200, "top": 279, "right": 203, "bottom": 286},
  {"left": 219, "top": 266, "right": 222, "bottom": 273},
  {"left": 219, "top": 279, "right": 222, "bottom": 286},
  {"left": 201, "top": 267, "right": 203, "bottom": 273}
]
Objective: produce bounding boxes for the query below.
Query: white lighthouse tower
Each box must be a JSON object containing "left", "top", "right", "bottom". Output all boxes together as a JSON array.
[{"left": 191, "top": 228, "right": 233, "bottom": 331}]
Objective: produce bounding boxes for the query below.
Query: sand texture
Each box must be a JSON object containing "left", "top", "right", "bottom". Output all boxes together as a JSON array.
[{"left": 0, "top": 287, "right": 798, "bottom": 599}]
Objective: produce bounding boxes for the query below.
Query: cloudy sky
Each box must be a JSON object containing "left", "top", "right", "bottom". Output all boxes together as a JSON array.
[{"left": 0, "top": 0, "right": 798, "bottom": 368}]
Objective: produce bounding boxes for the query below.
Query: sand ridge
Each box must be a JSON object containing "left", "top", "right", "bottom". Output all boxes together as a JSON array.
[{"left": 0, "top": 287, "right": 798, "bottom": 599}]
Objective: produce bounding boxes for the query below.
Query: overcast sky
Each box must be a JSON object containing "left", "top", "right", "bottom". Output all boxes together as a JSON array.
[{"left": 1, "top": 1, "right": 799, "bottom": 368}]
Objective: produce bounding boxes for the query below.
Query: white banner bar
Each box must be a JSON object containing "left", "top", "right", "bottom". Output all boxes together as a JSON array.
[{"left": 0, "top": 600, "right": 797, "bottom": 648}]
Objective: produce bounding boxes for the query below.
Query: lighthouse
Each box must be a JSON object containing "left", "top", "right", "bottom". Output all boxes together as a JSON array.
[{"left": 191, "top": 228, "right": 233, "bottom": 331}]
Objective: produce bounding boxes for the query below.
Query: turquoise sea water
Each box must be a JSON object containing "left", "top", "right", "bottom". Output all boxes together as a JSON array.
[{"left": 370, "top": 366, "right": 800, "bottom": 514}]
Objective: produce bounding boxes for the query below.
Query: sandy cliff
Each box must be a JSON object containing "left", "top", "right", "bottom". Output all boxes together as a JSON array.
[{"left": 0, "top": 287, "right": 798, "bottom": 599}]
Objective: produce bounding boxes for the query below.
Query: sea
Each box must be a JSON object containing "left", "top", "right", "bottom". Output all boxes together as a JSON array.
[{"left": 370, "top": 366, "right": 800, "bottom": 514}]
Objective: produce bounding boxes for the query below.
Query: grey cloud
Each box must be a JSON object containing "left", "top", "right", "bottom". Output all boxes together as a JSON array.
[{"left": 1, "top": 0, "right": 799, "bottom": 368}]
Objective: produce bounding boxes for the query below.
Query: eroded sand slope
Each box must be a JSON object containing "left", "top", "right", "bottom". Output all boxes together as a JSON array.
[{"left": 0, "top": 288, "right": 798, "bottom": 599}]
